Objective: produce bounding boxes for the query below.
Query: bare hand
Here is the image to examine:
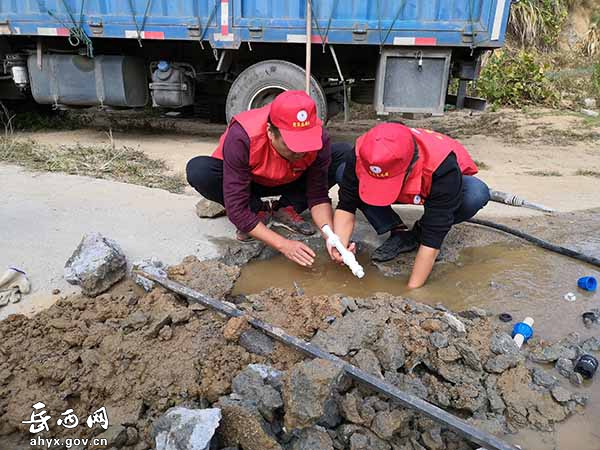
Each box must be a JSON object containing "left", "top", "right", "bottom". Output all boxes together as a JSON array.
[
  {"left": 281, "top": 240, "right": 316, "bottom": 267},
  {"left": 327, "top": 241, "right": 356, "bottom": 265}
]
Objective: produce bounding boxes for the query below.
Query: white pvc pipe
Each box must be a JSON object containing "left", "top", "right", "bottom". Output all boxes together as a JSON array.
[
  {"left": 513, "top": 317, "right": 534, "bottom": 349},
  {"left": 322, "top": 225, "right": 365, "bottom": 279}
]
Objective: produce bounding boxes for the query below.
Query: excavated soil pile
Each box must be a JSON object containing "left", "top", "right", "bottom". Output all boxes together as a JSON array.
[{"left": 0, "top": 256, "right": 588, "bottom": 450}]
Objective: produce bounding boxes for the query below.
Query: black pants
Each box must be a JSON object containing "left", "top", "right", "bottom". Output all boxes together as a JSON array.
[{"left": 186, "top": 143, "right": 351, "bottom": 214}]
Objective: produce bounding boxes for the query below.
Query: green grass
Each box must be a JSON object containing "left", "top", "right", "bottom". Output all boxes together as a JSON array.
[{"left": 0, "top": 139, "right": 186, "bottom": 193}]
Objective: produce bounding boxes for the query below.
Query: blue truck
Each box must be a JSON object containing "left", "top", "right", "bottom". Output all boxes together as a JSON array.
[{"left": 0, "top": 0, "right": 512, "bottom": 121}]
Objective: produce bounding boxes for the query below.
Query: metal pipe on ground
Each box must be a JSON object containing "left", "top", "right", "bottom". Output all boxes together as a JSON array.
[
  {"left": 135, "top": 269, "right": 521, "bottom": 450},
  {"left": 489, "top": 190, "right": 554, "bottom": 213}
]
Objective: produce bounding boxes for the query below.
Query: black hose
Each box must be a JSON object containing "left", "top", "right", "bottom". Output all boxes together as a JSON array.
[{"left": 467, "top": 218, "right": 600, "bottom": 268}]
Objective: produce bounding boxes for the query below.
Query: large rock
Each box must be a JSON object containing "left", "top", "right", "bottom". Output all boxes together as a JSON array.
[
  {"left": 216, "top": 397, "right": 281, "bottom": 450},
  {"left": 152, "top": 407, "right": 221, "bottom": 450},
  {"left": 64, "top": 233, "right": 127, "bottom": 297},
  {"left": 374, "top": 327, "right": 405, "bottom": 371},
  {"left": 311, "top": 309, "right": 390, "bottom": 356},
  {"left": 195, "top": 198, "right": 226, "bottom": 218},
  {"left": 283, "top": 359, "right": 345, "bottom": 430},
  {"left": 231, "top": 366, "right": 283, "bottom": 422}
]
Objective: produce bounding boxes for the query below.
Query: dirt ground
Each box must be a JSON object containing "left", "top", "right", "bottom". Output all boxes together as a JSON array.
[
  {"left": 17, "top": 107, "right": 600, "bottom": 214},
  {"left": 1, "top": 106, "right": 599, "bottom": 449}
]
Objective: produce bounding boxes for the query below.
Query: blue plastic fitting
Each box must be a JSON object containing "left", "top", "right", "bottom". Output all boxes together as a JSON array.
[
  {"left": 511, "top": 322, "right": 533, "bottom": 342},
  {"left": 578, "top": 276, "right": 598, "bottom": 292},
  {"left": 157, "top": 60, "right": 170, "bottom": 72}
]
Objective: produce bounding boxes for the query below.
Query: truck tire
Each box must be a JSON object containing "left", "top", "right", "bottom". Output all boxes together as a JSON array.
[{"left": 225, "top": 60, "right": 327, "bottom": 123}]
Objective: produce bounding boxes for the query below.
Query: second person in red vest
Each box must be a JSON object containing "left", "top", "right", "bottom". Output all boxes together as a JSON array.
[
  {"left": 186, "top": 90, "right": 348, "bottom": 268},
  {"left": 330, "top": 122, "right": 490, "bottom": 289}
]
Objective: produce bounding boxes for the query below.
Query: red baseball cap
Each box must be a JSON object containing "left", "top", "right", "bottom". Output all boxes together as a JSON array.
[
  {"left": 355, "top": 123, "right": 417, "bottom": 206},
  {"left": 269, "top": 90, "right": 323, "bottom": 153}
]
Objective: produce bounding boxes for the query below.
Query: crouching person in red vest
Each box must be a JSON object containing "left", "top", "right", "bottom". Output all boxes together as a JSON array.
[
  {"left": 330, "top": 122, "right": 490, "bottom": 288},
  {"left": 186, "top": 90, "right": 347, "bottom": 268}
]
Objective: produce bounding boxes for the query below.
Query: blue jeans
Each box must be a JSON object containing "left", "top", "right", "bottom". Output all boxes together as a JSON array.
[{"left": 335, "top": 158, "right": 490, "bottom": 235}]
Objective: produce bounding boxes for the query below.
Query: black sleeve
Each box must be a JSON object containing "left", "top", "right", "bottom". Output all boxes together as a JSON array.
[
  {"left": 419, "top": 153, "right": 463, "bottom": 249},
  {"left": 336, "top": 149, "right": 361, "bottom": 214}
]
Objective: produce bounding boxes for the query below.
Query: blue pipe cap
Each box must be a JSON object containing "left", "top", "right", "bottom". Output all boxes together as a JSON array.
[
  {"left": 578, "top": 276, "right": 598, "bottom": 292},
  {"left": 157, "top": 60, "right": 170, "bottom": 72},
  {"left": 511, "top": 322, "right": 533, "bottom": 342}
]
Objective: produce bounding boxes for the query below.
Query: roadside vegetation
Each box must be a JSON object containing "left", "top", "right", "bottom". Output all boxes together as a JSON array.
[{"left": 471, "top": 0, "right": 600, "bottom": 109}]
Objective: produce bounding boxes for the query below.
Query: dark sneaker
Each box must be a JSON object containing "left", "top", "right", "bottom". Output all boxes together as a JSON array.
[
  {"left": 272, "top": 205, "right": 316, "bottom": 236},
  {"left": 236, "top": 203, "right": 272, "bottom": 242},
  {"left": 372, "top": 231, "right": 418, "bottom": 262}
]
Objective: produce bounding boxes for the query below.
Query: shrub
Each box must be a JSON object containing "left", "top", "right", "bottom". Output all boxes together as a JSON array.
[{"left": 476, "top": 50, "right": 558, "bottom": 106}]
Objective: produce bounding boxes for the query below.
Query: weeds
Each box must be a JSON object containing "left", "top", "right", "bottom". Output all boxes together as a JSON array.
[
  {"left": 575, "top": 169, "right": 600, "bottom": 177},
  {"left": 0, "top": 138, "right": 186, "bottom": 193},
  {"left": 526, "top": 170, "right": 563, "bottom": 176},
  {"left": 476, "top": 50, "right": 558, "bottom": 107},
  {"left": 508, "top": 0, "right": 569, "bottom": 50},
  {"left": 474, "top": 160, "right": 491, "bottom": 170}
]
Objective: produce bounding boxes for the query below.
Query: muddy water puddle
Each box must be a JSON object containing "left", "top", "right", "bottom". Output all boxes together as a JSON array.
[{"left": 234, "top": 241, "right": 600, "bottom": 450}]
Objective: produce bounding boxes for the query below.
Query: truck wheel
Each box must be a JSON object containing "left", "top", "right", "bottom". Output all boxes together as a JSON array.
[{"left": 225, "top": 60, "right": 327, "bottom": 123}]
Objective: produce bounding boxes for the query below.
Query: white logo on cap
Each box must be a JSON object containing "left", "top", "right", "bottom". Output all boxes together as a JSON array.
[
  {"left": 297, "top": 110, "right": 308, "bottom": 122},
  {"left": 413, "top": 195, "right": 421, "bottom": 204},
  {"left": 369, "top": 165, "right": 382, "bottom": 174}
]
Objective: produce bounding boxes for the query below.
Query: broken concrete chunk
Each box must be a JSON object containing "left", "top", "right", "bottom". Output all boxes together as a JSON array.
[
  {"left": 551, "top": 386, "right": 572, "bottom": 404},
  {"left": 311, "top": 309, "right": 390, "bottom": 356},
  {"left": 530, "top": 343, "right": 577, "bottom": 363},
  {"left": 582, "top": 336, "right": 600, "bottom": 353},
  {"left": 291, "top": 426, "right": 334, "bottom": 450},
  {"left": 239, "top": 329, "right": 275, "bottom": 356},
  {"left": 195, "top": 198, "right": 226, "bottom": 218},
  {"left": 152, "top": 407, "right": 221, "bottom": 450},
  {"left": 95, "top": 425, "right": 128, "bottom": 448},
  {"left": 231, "top": 366, "right": 283, "bottom": 422},
  {"left": 484, "top": 354, "right": 521, "bottom": 374},
  {"left": 442, "top": 312, "right": 466, "bottom": 334},
  {"left": 216, "top": 397, "right": 281, "bottom": 450},
  {"left": 283, "top": 359, "right": 345, "bottom": 430},
  {"left": 352, "top": 349, "right": 383, "bottom": 379},
  {"left": 374, "top": 327, "right": 405, "bottom": 371},
  {"left": 132, "top": 257, "right": 168, "bottom": 292},
  {"left": 64, "top": 233, "right": 127, "bottom": 297},
  {"left": 429, "top": 332, "right": 449, "bottom": 349},
  {"left": 532, "top": 368, "right": 559, "bottom": 389},
  {"left": 247, "top": 364, "right": 284, "bottom": 391},
  {"left": 490, "top": 332, "right": 519, "bottom": 355},
  {"left": 371, "top": 409, "right": 412, "bottom": 440},
  {"left": 555, "top": 358, "right": 574, "bottom": 378}
]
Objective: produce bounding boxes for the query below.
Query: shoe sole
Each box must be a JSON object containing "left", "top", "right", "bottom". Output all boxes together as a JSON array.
[
  {"left": 272, "top": 219, "right": 316, "bottom": 236},
  {"left": 371, "top": 243, "right": 419, "bottom": 262}
]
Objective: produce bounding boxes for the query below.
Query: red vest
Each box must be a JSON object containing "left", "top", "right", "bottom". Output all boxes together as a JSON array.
[
  {"left": 357, "top": 127, "right": 478, "bottom": 205},
  {"left": 212, "top": 105, "right": 319, "bottom": 187}
]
